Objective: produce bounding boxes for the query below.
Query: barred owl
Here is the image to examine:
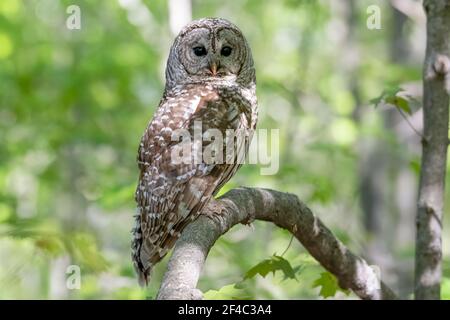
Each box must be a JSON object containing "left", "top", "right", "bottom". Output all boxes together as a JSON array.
[{"left": 132, "top": 18, "right": 257, "bottom": 286}]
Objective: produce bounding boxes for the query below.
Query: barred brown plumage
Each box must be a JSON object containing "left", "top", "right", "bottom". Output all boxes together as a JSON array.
[{"left": 132, "top": 18, "right": 257, "bottom": 286}]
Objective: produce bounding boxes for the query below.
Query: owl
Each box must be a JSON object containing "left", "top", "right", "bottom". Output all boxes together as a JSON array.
[{"left": 132, "top": 18, "right": 258, "bottom": 286}]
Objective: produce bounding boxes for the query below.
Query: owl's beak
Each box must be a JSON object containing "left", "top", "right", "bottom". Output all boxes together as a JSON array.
[{"left": 209, "top": 61, "right": 218, "bottom": 76}]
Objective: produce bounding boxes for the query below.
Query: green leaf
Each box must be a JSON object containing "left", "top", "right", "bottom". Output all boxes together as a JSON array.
[
  {"left": 385, "top": 96, "right": 412, "bottom": 115},
  {"left": 203, "top": 284, "right": 251, "bottom": 300},
  {"left": 312, "top": 272, "right": 350, "bottom": 298},
  {"left": 370, "top": 87, "right": 413, "bottom": 115},
  {"left": 369, "top": 96, "right": 384, "bottom": 108},
  {"left": 34, "top": 236, "right": 65, "bottom": 256},
  {"left": 394, "top": 96, "right": 412, "bottom": 115},
  {"left": 233, "top": 280, "right": 247, "bottom": 290},
  {"left": 384, "top": 86, "right": 404, "bottom": 97},
  {"left": 370, "top": 87, "right": 403, "bottom": 108},
  {"left": 409, "top": 158, "right": 421, "bottom": 176},
  {"left": 244, "top": 255, "right": 297, "bottom": 280},
  {"left": 204, "top": 255, "right": 299, "bottom": 300}
]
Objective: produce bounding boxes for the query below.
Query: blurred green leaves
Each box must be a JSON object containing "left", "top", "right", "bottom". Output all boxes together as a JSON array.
[
  {"left": 203, "top": 252, "right": 355, "bottom": 300},
  {"left": 99, "top": 183, "right": 136, "bottom": 211},
  {"left": 204, "top": 284, "right": 252, "bottom": 300},
  {"left": 1, "top": 217, "right": 108, "bottom": 271},
  {"left": 0, "top": 0, "right": 436, "bottom": 300},
  {"left": 312, "top": 272, "right": 350, "bottom": 299},
  {"left": 69, "top": 233, "right": 109, "bottom": 272}
]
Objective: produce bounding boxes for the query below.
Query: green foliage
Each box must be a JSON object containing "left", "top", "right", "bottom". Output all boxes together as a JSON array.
[
  {"left": 204, "top": 254, "right": 298, "bottom": 300},
  {"left": 204, "top": 284, "right": 252, "bottom": 300},
  {"left": 2, "top": 218, "right": 108, "bottom": 271},
  {"left": 312, "top": 272, "right": 350, "bottom": 299},
  {"left": 204, "top": 252, "right": 356, "bottom": 300},
  {"left": 69, "top": 233, "right": 109, "bottom": 272},
  {"left": 244, "top": 255, "right": 297, "bottom": 281},
  {"left": 409, "top": 158, "right": 421, "bottom": 177},
  {"left": 370, "top": 87, "right": 413, "bottom": 115},
  {"left": 0, "top": 0, "right": 443, "bottom": 300},
  {"left": 442, "top": 278, "right": 450, "bottom": 300}
]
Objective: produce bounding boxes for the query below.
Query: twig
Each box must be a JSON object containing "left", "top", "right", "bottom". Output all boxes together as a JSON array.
[
  {"left": 280, "top": 233, "right": 295, "bottom": 257},
  {"left": 396, "top": 107, "right": 425, "bottom": 141}
]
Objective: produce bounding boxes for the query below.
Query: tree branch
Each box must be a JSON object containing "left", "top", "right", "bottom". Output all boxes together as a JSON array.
[{"left": 156, "top": 187, "right": 398, "bottom": 300}]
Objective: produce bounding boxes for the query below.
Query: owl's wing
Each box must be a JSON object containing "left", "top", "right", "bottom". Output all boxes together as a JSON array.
[{"left": 132, "top": 84, "right": 253, "bottom": 286}]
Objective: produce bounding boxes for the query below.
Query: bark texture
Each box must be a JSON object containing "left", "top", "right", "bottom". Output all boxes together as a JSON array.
[
  {"left": 415, "top": 0, "right": 450, "bottom": 300},
  {"left": 157, "top": 187, "right": 398, "bottom": 300}
]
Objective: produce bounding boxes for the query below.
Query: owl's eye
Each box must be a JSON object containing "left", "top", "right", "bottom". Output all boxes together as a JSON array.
[
  {"left": 193, "top": 46, "right": 207, "bottom": 56},
  {"left": 221, "top": 46, "right": 232, "bottom": 57}
]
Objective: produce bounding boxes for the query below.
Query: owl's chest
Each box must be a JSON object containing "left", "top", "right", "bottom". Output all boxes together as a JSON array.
[{"left": 181, "top": 85, "right": 253, "bottom": 130}]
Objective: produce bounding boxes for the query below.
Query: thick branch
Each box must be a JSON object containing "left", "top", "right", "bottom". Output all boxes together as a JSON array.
[
  {"left": 157, "top": 187, "right": 398, "bottom": 300},
  {"left": 415, "top": 0, "right": 450, "bottom": 300}
]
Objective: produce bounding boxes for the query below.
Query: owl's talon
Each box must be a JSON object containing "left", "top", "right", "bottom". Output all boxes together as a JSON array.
[{"left": 203, "top": 199, "right": 225, "bottom": 216}]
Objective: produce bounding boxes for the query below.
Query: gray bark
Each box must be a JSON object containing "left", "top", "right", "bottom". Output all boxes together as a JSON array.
[
  {"left": 415, "top": 0, "right": 450, "bottom": 300},
  {"left": 157, "top": 188, "right": 398, "bottom": 300}
]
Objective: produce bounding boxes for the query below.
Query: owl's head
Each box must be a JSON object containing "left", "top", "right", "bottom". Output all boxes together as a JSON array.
[{"left": 165, "top": 18, "right": 255, "bottom": 89}]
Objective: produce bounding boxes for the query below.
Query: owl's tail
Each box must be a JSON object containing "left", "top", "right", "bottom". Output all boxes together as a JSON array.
[
  {"left": 136, "top": 267, "right": 150, "bottom": 287},
  {"left": 132, "top": 214, "right": 151, "bottom": 287},
  {"left": 132, "top": 250, "right": 151, "bottom": 287}
]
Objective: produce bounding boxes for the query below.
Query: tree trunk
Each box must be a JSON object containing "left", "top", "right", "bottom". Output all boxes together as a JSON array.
[{"left": 415, "top": 0, "right": 450, "bottom": 300}]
